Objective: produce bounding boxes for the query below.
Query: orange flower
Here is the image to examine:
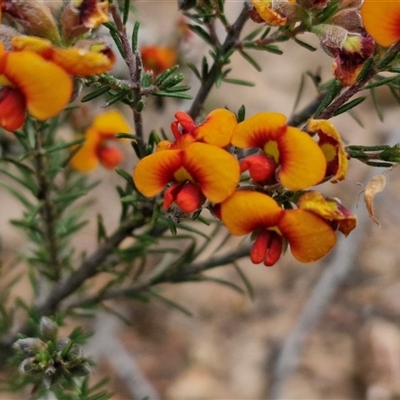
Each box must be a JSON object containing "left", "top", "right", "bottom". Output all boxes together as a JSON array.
[
  {"left": 250, "top": 0, "right": 287, "bottom": 26},
  {"left": 171, "top": 109, "right": 237, "bottom": 148},
  {"left": 307, "top": 118, "right": 348, "bottom": 182},
  {"left": 220, "top": 190, "right": 337, "bottom": 266},
  {"left": 11, "top": 36, "right": 116, "bottom": 76},
  {"left": 0, "top": 42, "right": 72, "bottom": 131},
  {"left": 133, "top": 135, "right": 240, "bottom": 213},
  {"left": 361, "top": 0, "right": 400, "bottom": 47},
  {"left": 297, "top": 191, "right": 357, "bottom": 236},
  {"left": 70, "top": 110, "right": 132, "bottom": 172},
  {"left": 141, "top": 45, "right": 177, "bottom": 76},
  {"left": 232, "top": 112, "right": 326, "bottom": 190}
]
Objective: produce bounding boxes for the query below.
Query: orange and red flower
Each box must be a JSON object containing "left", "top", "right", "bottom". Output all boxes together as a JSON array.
[
  {"left": 361, "top": 0, "right": 400, "bottom": 47},
  {"left": 141, "top": 45, "right": 177, "bottom": 76},
  {"left": 70, "top": 110, "right": 131, "bottom": 172},
  {"left": 0, "top": 42, "right": 72, "bottom": 131},
  {"left": 133, "top": 110, "right": 240, "bottom": 213},
  {"left": 232, "top": 112, "right": 327, "bottom": 190},
  {"left": 220, "top": 190, "right": 337, "bottom": 266}
]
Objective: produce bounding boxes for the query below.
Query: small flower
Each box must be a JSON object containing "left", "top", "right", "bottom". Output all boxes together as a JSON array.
[
  {"left": 220, "top": 190, "right": 337, "bottom": 266},
  {"left": 61, "top": 0, "right": 109, "bottom": 44},
  {"left": 70, "top": 110, "right": 132, "bottom": 172},
  {"left": 313, "top": 25, "right": 374, "bottom": 86},
  {"left": 232, "top": 112, "right": 326, "bottom": 190},
  {"left": 0, "top": 42, "right": 72, "bottom": 130},
  {"left": 361, "top": 0, "right": 400, "bottom": 47},
  {"left": 297, "top": 191, "right": 357, "bottom": 236},
  {"left": 307, "top": 118, "right": 348, "bottom": 182},
  {"left": 250, "top": 0, "right": 289, "bottom": 26},
  {"left": 12, "top": 35, "right": 116, "bottom": 76},
  {"left": 1, "top": 0, "right": 61, "bottom": 44},
  {"left": 141, "top": 45, "right": 177, "bottom": 76},
  {"left": 171, "top": 108, "right": 237, "bottom": 148},
  {"left": 133, "top": 134, "right": 240, "bottom": 213}
]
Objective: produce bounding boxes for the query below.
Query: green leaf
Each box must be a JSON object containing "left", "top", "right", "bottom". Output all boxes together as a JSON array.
[
  {"left": 370, "top": 87, "right": 384, "bottom": 122},
  {"left": 293, "top": 37, "right": 317, "bottom": 51},
  {"left": 333, "top": 96, "right": 365, "bottom": 116},
  {"left": 243, "top": 27, "right": 264, "bottom": 41},
  {"left": 81, "top": 86, "right": 111, "bottom": 102},
  {"left": 187, "top": 24, "right": 213, "bottom": 45},
  {"left": 122, "top": 0, "right": 131, "bottom": 25},
  {"left": 186, "top": 62, "right": 202, "bottom": 81},
  {"left": 131, "top": 20, "right": 140, "bottom": 51},
  {"left": 148, "top": 289, "right": 193, "bottom": 316},
  {"left": 223, "top": 78, "right": 255, "bottom": 87},
  {"left": 153, "top": 65, "right": 180, "bottom": 85},
  {"left": 365, "top": 75, "right": 396, "bottom": 89},
  {"left": 356, "top": 57, "right": 374, "bottom": 82},
  {"left": 233, "top": 263, "right": 254, "bottom": 300},
  {"left": 153, "top": 91, "right": 192, "bottom": 99},
  {"left": 238, "top": 50, "right": 262, "bottom": 72},
  {"left": 314, "top": 79, "right": 341, "bottom": 116},
  {"left": 105, "top": 89, "right": 130, "bottom": 106}
]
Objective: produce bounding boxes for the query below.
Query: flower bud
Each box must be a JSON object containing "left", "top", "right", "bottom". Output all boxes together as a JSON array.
[
  {"left": 13, "top": 338, "right": 47, "bottom": 357},
  {"left": 39, "top": 317, "right": 58, "bottom": 341},
  {"left": 1, "top": 0, "right": 61, "bottom": 44}
]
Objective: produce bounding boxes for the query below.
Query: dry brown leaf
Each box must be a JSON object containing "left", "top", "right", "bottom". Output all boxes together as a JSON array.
[{"left": 364, "top": 174, "right": 386, "bottom": 227}]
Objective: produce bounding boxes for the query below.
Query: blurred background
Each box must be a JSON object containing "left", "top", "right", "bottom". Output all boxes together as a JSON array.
[{"left": 3, "top": 0, "right": 400, "bottom": 398}]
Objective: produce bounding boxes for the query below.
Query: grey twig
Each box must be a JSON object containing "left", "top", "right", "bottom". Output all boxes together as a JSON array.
[{"left": 188, "top": 4, "right": 249, "bottom": 120}]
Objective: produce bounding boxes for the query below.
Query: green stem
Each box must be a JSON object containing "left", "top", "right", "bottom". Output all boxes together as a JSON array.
[{"left": 33, "top": 127, "right": 61, "bottom": 280}]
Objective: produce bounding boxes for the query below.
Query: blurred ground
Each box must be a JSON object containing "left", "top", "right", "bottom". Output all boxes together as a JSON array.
[{"left": 3, "top": 1, "right": 400, "bottom": 399}]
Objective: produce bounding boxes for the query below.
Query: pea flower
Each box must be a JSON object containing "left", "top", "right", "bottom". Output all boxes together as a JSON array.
[
  {"left": 232, "top": 112, "right": 326, "bottom": 190},
  {"left": 361, "top": 0, "right": 400, "bottom": 47},
  {"left": 0, "top": 42, "right": 72, "bottom": 131},
  {"left": 297, "top": 191, "right": 357, "bottom": 236},
  {"left": 141, "top": 45, "right": 177, "bottom": 76},
  {"left": 133, "top": 110, "right": 240, "bottom": 213},
  {"left": 307, "top": 118, "right": 348, "bottom": 182},
  {"left": 70, "top": 110, "right": 132, "bottom": 172},
  {"left": 312, "top": 24, "right": 374, "bottom": 86},
  {"left": 220, "top": 190, "right": 337, "bottom": 266}
]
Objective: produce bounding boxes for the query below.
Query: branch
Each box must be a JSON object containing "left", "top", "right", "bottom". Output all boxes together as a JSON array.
[
  {"left": 64, "top": 243, "right": 252, "bottom": 309},
  {"left": 109, "top": 4, "right": 146, "bottom": 158},
  {"left": 188, "top": 4, "right": 249, "bottom": 120}
]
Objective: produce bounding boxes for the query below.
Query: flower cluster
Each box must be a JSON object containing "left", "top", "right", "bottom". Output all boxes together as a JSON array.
[{"left": 133, "top": 109, "right": 356, "bottom": 267}]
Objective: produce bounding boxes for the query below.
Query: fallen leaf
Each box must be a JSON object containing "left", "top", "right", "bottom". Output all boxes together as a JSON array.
[{"left": 364, "top": 174, "right": 386, "bottom": 226}]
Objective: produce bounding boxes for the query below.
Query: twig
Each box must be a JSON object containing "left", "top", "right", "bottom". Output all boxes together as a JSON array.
[
  {"left": 188, "top": 4, "right": 249, "bottom": 120},
  {"left": 87, "top": 313, "right": 161, "bottom": 400},
  {"left": 65, "top": 243, "right": 252, "bottom": 310},
  {"left": 33, "top": 127, "right": 61, "bottom": 280},
  {"left": 109, "top": 4, "right": 146, "bottom": 158},
  {"left": 36, "top": 216, "right": 149, "bottom": 317},
  {"left": 315, "top": 42, "right": 400, "bottom": 120}
]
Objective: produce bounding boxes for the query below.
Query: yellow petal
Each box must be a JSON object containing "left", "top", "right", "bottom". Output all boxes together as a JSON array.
[
  {"left": 279, "top": 209, "right": 337, "bottom": 263},
  {"left": 232, "top": 112, "right": 287, "bottom": 149},
  {"left": 51, "top": 46, "right": 115, "bottom": 76},
  {"left": 91, "top": 110, "right": 132, "bottom": 138},
  {"left": 70, "top": 128, "right": 100, "bottom": 172},
  {"left": 12, "top": 36, "right": 53, "bottom": 54},
  {"left": 133, "top": 150, "right": 182, "bottom": 197},
  {"left": 192, "top": 108, "right": 237, "bottom": 147},
  {"left": 220, "top": 190, "right": 283, "bottom": 236},
  {"left": 278, "top": 127, "right": 326, "bottom": 190},
  {"left": 361, "top": 0, "right": 400, "bottom": 47},
  {"left": 251, "top": 0, "right": 287, "bottom": 26},
  {"left": 183, "top": 142, "right": 240, "bottom": 203},
  {"left": 5, "top": 51, "right": 72, "bottom": 120}
]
